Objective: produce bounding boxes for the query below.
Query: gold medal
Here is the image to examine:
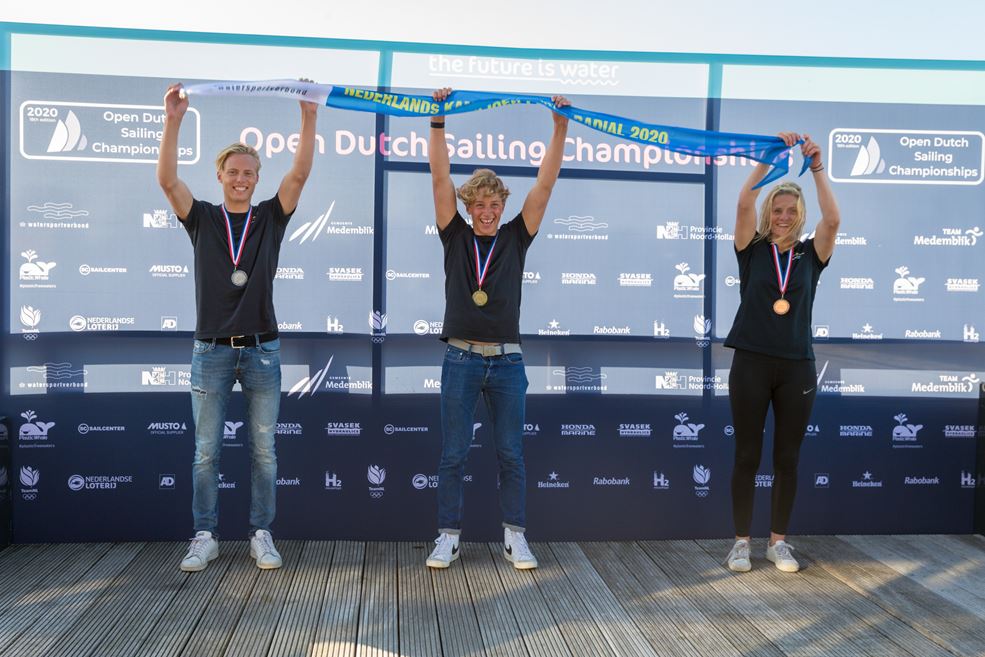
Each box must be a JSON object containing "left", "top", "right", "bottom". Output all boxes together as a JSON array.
[
  {"left": 773, "top": 298, "right": 790, "bottom": 315},
  {"left": 472, "top": 289, "right": 488, "bottom": 307}
]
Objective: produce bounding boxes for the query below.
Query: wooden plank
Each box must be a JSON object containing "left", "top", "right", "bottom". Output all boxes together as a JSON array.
[
  {"left": 2, "top": 543, "right": 144, "bottom": 657},
  {"left": 800, "top": 535, "right": 985, "bottom": 657},
  {"left": 487, "top": 542, "right": 571, "bottom": 657},
  {"left": 549, "top": 543, "right": 657, "bottom": 657},
  {"left": 222, "top": 541, "right": 303, "bottom": 657},
  {"left": 461, "top": 543, "right": 526, "bottom": 657},
  {"left": 584, "top": 541, "right": 738, "bottom": 657},
  {"left": 310, "top": 541, "right": 365, "bottom": 657},
  {"left": 431, "top": 543, "right": 485, "bottom": 657},
  {"left": 267, "top": 541, "right": 335, "bottom": 657},
  {"left": 134, "top": 545, "right": 236, "bottom": 657},
  {"left": 528, "top": 541, "right": 614, "bottom": 657},
  {"left": 177, "top": 541, "right": 260, "bottom": 657},
  {"left": 396, "top": 542, "right": 441, "bottom": 657},
  {"left": 356, "top": 542, "right": 398, "bottom": 657},
  {"left": 0, "top": 543, "right": 109, "bottom": 617}
]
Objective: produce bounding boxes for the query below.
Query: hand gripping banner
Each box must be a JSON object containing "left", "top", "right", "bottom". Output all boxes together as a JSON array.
[{"left": 183, "top": 80, "right": 809, "bottom": 188}]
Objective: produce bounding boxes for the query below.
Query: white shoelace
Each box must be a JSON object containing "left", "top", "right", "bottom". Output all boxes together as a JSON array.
[
  {"left": 772, "top": 542, "right": 796, "bottom": 561},
  {"left": 726, "top": 540, "right": 750, "bottom": 565},
  {"left": 432, "top": 534, "right": 456, "bottom": 556},
  {"left": 510, "top": 532, "right": 535, "bottom": 561},
  {"left": 254, "top": 531, "right": 276, "bottom": 556},
  {"left": 186, "top": 534, "right": 212, "bottom": 558}
]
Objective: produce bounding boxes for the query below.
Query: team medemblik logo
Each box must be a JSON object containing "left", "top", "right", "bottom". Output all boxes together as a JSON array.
[
  {"left": 673, "top": 412, "right": 705, "bottom": 448},
  {"left": 289, "top": 201, "right": 373, "bottom": 244}
]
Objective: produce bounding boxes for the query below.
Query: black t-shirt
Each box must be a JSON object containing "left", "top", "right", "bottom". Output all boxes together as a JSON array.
[
  {"left": 439, "top": 211, "right": 534, "bottom": 343},
  {"left": 181, "top": 196, "right": 292, "bottom": 339},
  {"left": 724, "top": 236, "right": 829, "bottom": 360}
]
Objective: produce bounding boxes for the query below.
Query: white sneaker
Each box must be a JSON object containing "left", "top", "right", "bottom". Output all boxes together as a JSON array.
[
  {"left": 425, "top": 533, "right": 460, "bottom": 568},
  {"left": 249, "top": 529, "right": 283, "bottom": 569},
  {"left": 725, "top": 539, "right": 752, "bottom": 572},
  {"left": 180, "top": 531, "right": 218, "bottom": 572},
  {"left": 504, "top": 528, "right": 537, "bottom": 569},
  {"left": 766, "top": 540, "right": 800, "bottom": 573}
]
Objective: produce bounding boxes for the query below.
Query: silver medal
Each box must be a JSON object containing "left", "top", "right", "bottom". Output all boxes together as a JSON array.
[{"left": 231, "top": 269, "right": 248, "bottom": 287}]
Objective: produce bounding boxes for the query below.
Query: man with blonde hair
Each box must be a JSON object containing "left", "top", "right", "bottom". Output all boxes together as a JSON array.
[
  {"left": 425, "top": 88, "right": 570, "bottom": 570},
  {"left": 157, "top": 82, "right": 318, "bottom": 572}
]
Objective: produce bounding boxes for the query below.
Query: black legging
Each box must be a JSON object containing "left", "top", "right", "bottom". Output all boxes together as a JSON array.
[{"left": 728, "top": 348, "right": 817, "bottom": 536}]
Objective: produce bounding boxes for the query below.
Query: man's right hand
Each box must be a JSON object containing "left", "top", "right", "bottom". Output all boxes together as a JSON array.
[{"left": 164, "top": 83, "right": 188, "bottom": 121}]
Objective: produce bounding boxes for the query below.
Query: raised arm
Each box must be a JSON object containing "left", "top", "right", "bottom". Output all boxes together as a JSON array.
[
  {"left": 521, "top": 96, "right": 570, "bottom": 235},
  {"left": 277, "top": 83, "right": 319, "bottom": 215},
  {"left": 429, "top": 87, "right": 457, "bottom": 229},
  {"left": 803, "top": 134, "right": 840, "bottom": 263},
  {"left": 734, "top": 131, "right": 799, "bottom": 251},
  {"left": 156, "top": 84, "right": 194, "bottom": 220}
]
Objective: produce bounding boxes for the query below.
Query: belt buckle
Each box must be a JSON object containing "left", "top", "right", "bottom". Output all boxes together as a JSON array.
[
  {"left": 480, "top": 344, "right": 502, "bottom": 357},
  {"left": 229, "top": 335, "right": 248, "bottom": 349}
]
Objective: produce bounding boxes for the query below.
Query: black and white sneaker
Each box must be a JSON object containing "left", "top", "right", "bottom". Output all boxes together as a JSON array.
[
  {"left": 426, "top": 533, "right": 460, "bottom": 568},
  {"left": 504, "top": 527, "right": 537, "bottom": 569}
]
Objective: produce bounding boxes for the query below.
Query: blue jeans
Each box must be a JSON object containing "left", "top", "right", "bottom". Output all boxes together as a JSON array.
[
  {"left": 437, "top": 344, "right": 529, "bottom": 534},
  {"left": 190, "top": 337, "right": 281, "bottom": 536}
]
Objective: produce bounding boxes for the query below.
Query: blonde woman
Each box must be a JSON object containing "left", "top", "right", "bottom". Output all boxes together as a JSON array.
[{"left": 724, "top": 132, "right": 840, "bottom": 573}]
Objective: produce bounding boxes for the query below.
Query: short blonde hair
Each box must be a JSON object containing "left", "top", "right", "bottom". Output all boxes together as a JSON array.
[
  {"left": 457, "top": 169, "right": 510, "bottom": 207},
  {"left": 755, "top": 182, "right": 806, "bottom": 246},
  {"left": 215, "top": 143, "right": 261, "bottom": 173}
]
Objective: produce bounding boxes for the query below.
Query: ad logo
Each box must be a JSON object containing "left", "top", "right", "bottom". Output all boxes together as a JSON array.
[{"left": 159, "top": 474, "right": 176, "bottom": 490}]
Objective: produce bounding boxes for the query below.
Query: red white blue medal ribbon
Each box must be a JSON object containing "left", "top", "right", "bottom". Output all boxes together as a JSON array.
[
  {"left": 221, "top": 204, "right": 253, "bottom": 286},
  {"left": 770, "top": 243, "right": 794, "bottom": 297}
]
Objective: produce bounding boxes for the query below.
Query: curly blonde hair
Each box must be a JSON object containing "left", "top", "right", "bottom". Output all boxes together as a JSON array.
[
  {"left": 215, "top": 143, "right": 262, "bottom": 173},
  {"left": 457, "top": 169, "right": 510, "bottom": 207},
  {"left": 754, "top": 182, "right": 806, "bottom": 247}
]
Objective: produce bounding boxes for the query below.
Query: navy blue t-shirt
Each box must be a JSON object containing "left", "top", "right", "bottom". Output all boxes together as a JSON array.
[
  {"left": 181, "top": 195, "right": 292, "bottom": 339},
  {"left": 724, "top": 236, "right": 829, "bottom": 360}
]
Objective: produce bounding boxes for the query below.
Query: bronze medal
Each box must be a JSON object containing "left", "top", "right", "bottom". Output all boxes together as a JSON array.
[
  {"left": 773, "top": 298, "right": 790, "bottom": 315},
  {"left": 472, "top": 289, "right": 488, "bottom": 307}
]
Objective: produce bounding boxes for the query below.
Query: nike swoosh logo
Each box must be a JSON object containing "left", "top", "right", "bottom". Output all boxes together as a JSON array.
[
  {"left": 452, "top": 545, "right": 459, "bottom": 555},
  {"left": 803, "top": 388, "right": 815, "bottom": 395},
  {"left": 505, "top": 545, "right": 513, "bottom": 555}
]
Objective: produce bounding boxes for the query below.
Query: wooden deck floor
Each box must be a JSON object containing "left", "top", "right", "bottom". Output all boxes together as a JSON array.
[{"left": 0, "top": 535, "right": 983, "bottom": 657}]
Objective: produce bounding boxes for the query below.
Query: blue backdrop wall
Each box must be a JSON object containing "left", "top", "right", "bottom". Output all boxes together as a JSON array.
[{"left": 1, "top": 23, "right": 983, "bottom": 542}]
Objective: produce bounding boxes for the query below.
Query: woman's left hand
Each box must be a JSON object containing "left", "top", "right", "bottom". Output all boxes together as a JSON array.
[{"left": 802, "top": 134, "right": 823, "bottom": 169}]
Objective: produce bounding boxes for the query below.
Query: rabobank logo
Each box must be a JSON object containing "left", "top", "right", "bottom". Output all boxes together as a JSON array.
[
  {"left": 46, "top": 110, "right": 88, "bottom": 153},
  {"left": 849, "top": 136, "right": 886, "bottom": 177}
]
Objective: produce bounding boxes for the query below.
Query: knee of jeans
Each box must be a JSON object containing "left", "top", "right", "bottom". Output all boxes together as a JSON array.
[{"left": 193, "top": 446, "right": 219, "bottom": 467}]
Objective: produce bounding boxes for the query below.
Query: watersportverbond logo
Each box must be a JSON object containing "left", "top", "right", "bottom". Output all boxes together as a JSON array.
[
  {"left": 852, "top": 471, "right": 883, "bottom": 488},
  {"left": 276, "top": 476, "right": 302, "bottom": 487},
  {"left": 592, "top": 476, "right": 630, "bottom": 486},
  {"left": 561, "top": 272, "right": 597, "bottom": 286},
  {"left": 593, "top": 325, "right": 630, "bottom": 335},
  {"left": 67, "top": 474, "right": 133, "bottom": 491},
  {"left": 943, "top": 424, "right": 975, "bottom": 438},
  {"left": 19, "top": 250, "right": 56, "bottom": 288},
  {"left": 539, "top": 319, "right": 571, "bottom": 336},
  {"left": 672, "top": 263, "right": 705, "bottom": 298},
  {"left": 754, "top": 474, "right": 774, "bottom": 488},
  {"left": 692, "top": 465, "right": 711, "bottom": 497},
  {"left": 149, "top": 264, "right": 189, "bottom": 279},
  {"left": 143, "top": 209, "right": 180, "bottom": 229},
  {"left": 18, "top": 411, "right": 55, "bottom": 449},
  {"left": 560, "top": 424, "right": 596, "bottom": 437},
  {"left": 385, "top": 269, "right": 429, "bottom": 280},
  {"left": 413, "top": 319, "right": 442, "bottom": 336},
  {"left": 904, "top": 475, "right": 940, "bottom": 486},
  {"left": 840, "top": 277, "right": 874, "bottom": 290},
  {"left": 652, "top": 472, "right": 670, "bottom": 490},
  {"left": 904, "top": 329, "right": 941, "bottom": 339},
  {"left": 840, "top": 425, "right": 874, "bottom": 438},
  {"left": 546, "top": 215, "right": 608, "bottom": 240},
  {"left": 141, "top": 367, "right": 191, "bottom": 387},
  {"left": 618, "top": 423, "right": 651, "bottom": 438},
  {"left": 548, "top": 367, "right": 607, "bottom": 392},
  {"left": 911, "top": 372, "right": 979, "bottom": 395},
  {"left": 656, "top": 221, "right": 734, "bottom": 241},
  {"left": 22, "top": 202, "right": 90, "bottom": 230},
  {"left": 275, "top": 267, "right": 305, "bottom": 280},
  {"left": 672, "top": 412, "right": 705, "bottom": 448},
  {"left": 891, "top": 413, "right": 923, "bottom": 448},
  {"left": 147, "top": 421, "right": 187, "bottom": 436},
  {"left": 70, "top": 315, "right": 136, "bottom": 332},
  {"left": 537, "top": 471, "right": 570, "bottom": 488},
  {"left": 77, "top": 423, "right": 125, "bottom": 435},
  {"left": 326, "top": 267, "right": 363, "bottom": 282},
  {"left": 522, "top": 271, "right": 541, "bottom": 285},
  {"left": 325, "top": 422, "right": 362, "bottom": 436},
  {"left": 914, "top": 226, "right": 983, "bottom": 247},
  {"left": 79, "top": 264, "right": 127, "bottom": 276},
  {"left": 618, "top": 273, "right": 652, "bottom": 287},
  {"left": 851, "top": 323, "right": 883, "bottom": 340},
  {"left": 383, "top": 423, "right": 429, "bottom": 435},
  {"left": 946, "top": 278, "right": 980, "bottom": 292},
  {"left": 276, "top": 422, "right": 303, "bottom": 437},
  {"left": 892, "top": 266, "right": 924, "bottom": 302}
]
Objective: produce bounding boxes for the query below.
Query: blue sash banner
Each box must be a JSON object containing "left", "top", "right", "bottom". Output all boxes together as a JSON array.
[{"left": 183, "top": 80, "right": 809, "bottom": 188}]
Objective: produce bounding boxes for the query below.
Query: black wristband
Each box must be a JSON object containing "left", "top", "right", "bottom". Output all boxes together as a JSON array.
[
  {"left": 810, "top": 165, "right": 824, "bottom": 172},
  {"left": 430, "top": 120, "right": 445, "bottom": 129}
]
